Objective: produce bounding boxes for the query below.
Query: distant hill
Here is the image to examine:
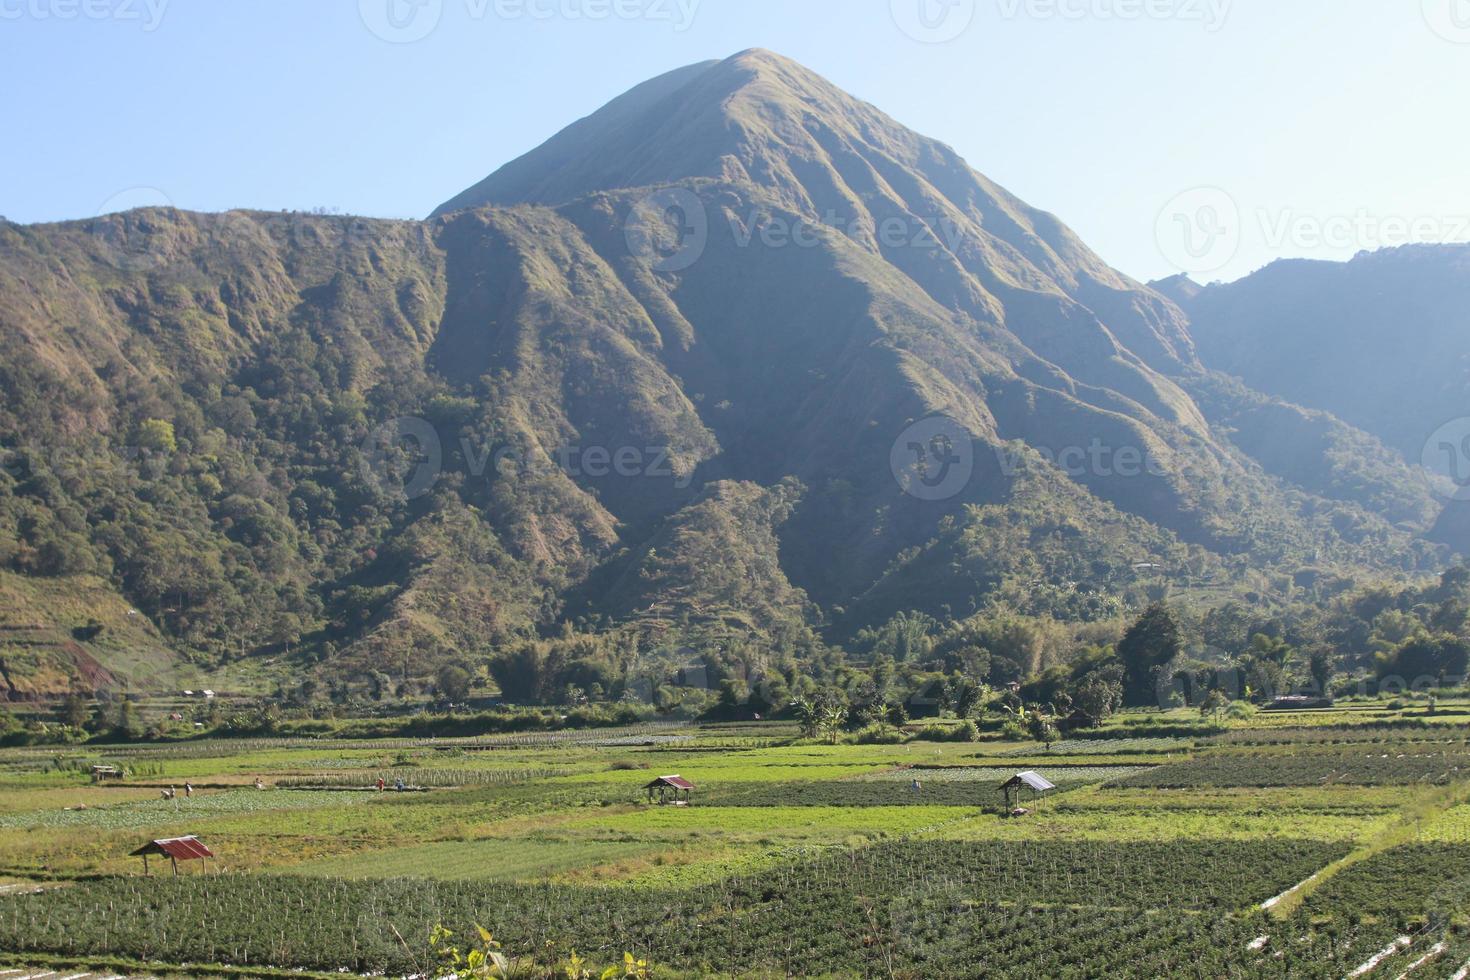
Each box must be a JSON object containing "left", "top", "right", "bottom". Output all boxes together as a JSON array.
[
  {"left": 0, "top": 50, "right": 1455, "bottom": 695},
  {"left": 1166, "top": 245, "right": 1470, "bottom": 473}
]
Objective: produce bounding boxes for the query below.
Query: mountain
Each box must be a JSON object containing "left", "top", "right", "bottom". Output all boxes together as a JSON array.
[
  {"left": 0, "top": 50, "right": 1452, "bottom": 697},
  {"left": 1164, "top": 245, "right": 1470, "bottom": 549},
  {"left": 1166, "top": 245, "right": 1470, "bottom": 472}
]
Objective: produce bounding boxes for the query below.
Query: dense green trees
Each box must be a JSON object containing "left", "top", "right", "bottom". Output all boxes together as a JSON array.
[
  {"left": 1073, "top": 672, "right": 1124, "bottom": 726},
  {"left": 1118, "top": 605, "right": 1182, "bottom": 706},
  {"left": 1377, "top": 635, "right": 1470, "bottom": 688}
]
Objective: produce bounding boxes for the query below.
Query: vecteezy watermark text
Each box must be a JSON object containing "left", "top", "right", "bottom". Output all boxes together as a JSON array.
[
  {"left": 888, "top": 415, "right": 1192, "bottom": 502},
  {"left": 624, "top": 190, "right": 968, "bottom": 273},
  {"left": 996, "top": 0, "right": 1230, "bottom": 30},
  {"left": 359, "top": 416, "right": 695, "bottom": 500},
  {"left": 358, "top": 0, "right": 699, "bottom": 43},
  {"left": 0, "top": 0, "right": 168, "bottom": 30},
  {"left": 890, "top": 0, "right": 1229, "bottom": 43},
  {"left": 1260, "top": 209, "right": 1470, "bottom": 253}
]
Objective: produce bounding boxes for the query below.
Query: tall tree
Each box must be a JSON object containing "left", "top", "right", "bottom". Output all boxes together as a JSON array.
[{"left": 1119, "top": 604, "right": 1182, "bottom": 706}]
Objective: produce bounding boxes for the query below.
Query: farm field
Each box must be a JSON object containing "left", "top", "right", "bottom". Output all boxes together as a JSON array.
[{"left": 2, "top": 707, "right": 1470, "bottom": 977}]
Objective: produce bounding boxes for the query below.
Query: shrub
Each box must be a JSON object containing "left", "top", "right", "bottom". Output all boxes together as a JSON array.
[
  {"left": 913, "top": 721, "right": 979, "bottom": 743},
  {"left": 853, "top": 724, "right": 906, "bottom": 745}
]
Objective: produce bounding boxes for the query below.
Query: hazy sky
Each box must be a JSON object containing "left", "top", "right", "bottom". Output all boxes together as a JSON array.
[{"left": 2, "top": 0, "right": 1467, "bottom": 282}]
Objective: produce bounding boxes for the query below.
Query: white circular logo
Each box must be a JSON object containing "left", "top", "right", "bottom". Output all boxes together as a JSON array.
[
  {"left": 624, "top": 188, "right": 708, "bottom": 273},
  {"left": 1155, "top": 186, "right": 1241, "bottom": 275},
  {"left": 1423, "top": 0, "right": 1470, "bottom": 43},
  {"left": 89, "top": 186, "right": 175, "bottom": 273},
  {"left": 890, "top": 0, "right": 976, "bottom": 43},
  {"left": 890, "top": 415, "right": 974, "bottom": 501},
  {"left": 359, "top": 0, "right": 443, "bottom": 43},
  {"left": 1423, "top": 417, "right": 1470, "bottom": 501},
  {"left": 360, "top": 416, "right": 443, "bottom": 500},
  {"left": 1155, "top": 649, "right": 1240, "bottom": 712}
]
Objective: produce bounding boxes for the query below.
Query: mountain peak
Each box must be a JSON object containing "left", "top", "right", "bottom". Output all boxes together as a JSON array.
[
  {"left": 432, "top": 49, "right": 1201, "bottom": 374},
  {"left": 1148, "top": 273, "right": 1204, "bottom": 310},
  {"left": 430, "top": 48, "right": 866, "bottom": 216}
]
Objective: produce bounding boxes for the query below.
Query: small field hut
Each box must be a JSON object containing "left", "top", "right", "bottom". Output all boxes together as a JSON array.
[
  {"left": 645, "top": 774, "right": 695, "bottom": 805},
  {"left": 132, "top": 835, "right": 214, "bottom": 876},
  {"left": 999, "top": 771, "right": 1055, "bottom": 808},
  {"left": 90, "top": 765, "right": 124, "bottom": 783}
]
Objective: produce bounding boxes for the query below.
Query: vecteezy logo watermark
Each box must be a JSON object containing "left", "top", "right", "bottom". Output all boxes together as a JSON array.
[
  {"left": 88, "top": 187, "right": 176, "bottom": 273},
  {"left": 997, "top": 0, "right": 1230, "bottom": 30},
  {"left": 994, "top": 439, "right": 1169, "bottom": 480},
  {"left": 358, "top": 0, "right": 442, "bottom": 43},
  {"left": 360, "top": 416, "right": 443, "bottom": 500},
  {"left": 1423, "top": 0, "right": 1470, "bottom": 43},
  {"left": 0, "top": 0, "right": 169, "bottom": 30},
  {"left": 889, "top": 877, "right": 991, "bottom": 960},
  {"left": 359, "top": 416, "right": 695, "bottom": 500},
  {"left": 1426, "top": 874, "right": 1470, "bottom": 937},
  {"left": 729, "top": 210, "right": 966, "bottom": 252},
  {"left": 625, "top": 188, "right": 708, "bottom": 273},
  {"left": 1155, "top": 651, "right": 1240, "bottom": 710},
  {"left": 624, "top": 199, "right": 968, "bottom": 272},
  {"left": 890, "top": 0, "right": 976, "bottom": 43},
  {"left": 890, "top": 415, "right": 975, "bottom": 502},
  {"left": 1423, "top": 417, "right": 1470, "bottom": 502},
  {"left": 1155, "top": 186, "right": 1241, "bottom": 275},
  {"left": 358, "top": 0, "right": 699, "bottom": 42}
]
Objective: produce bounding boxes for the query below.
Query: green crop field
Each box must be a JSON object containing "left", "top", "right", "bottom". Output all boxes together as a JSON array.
[{"left": 4, "top": 704, "right": 1470, "bottom": 978}]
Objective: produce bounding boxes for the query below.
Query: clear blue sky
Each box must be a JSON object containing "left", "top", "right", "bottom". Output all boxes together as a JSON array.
[{"left": 2, "top": 0, "right": 1467, "bottom": 282}]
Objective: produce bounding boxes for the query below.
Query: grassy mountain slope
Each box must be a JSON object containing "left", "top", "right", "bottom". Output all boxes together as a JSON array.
[{"left": 0, "top": 569, "right": 187, "bottom": 697}]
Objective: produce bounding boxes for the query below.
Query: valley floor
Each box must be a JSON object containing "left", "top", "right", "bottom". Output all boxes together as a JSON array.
[{"left": 2, "top": 707, "right": 1470, "bottom": 977}]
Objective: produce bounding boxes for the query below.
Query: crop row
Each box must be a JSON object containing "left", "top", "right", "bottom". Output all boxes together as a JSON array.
[
  {"left": 0, "top": 789, "right": 363, "bottom": 830},
  {"left": 1001, "top": 737, "right": 1193, "bottom": 756},
  {"left": 700, "top": 768, "right": 1143, "bottom": 807},
  {"left": 437, "top": 723, "right": 687, "bottom": 750},
  {"left": 1120, "top": 748, "right": 1470, "bottom": 787},
  {"left": 702, "top": 779, "right": 996, "bottom": 806},
  {"left": 275, "top": 767, "right": 563, "bottom": 790},
  {"left": 0, "top": 840, "right": 1358, "bottom": 976},
  {"left": 1211, "top": 726, "right": 1470, "bottom": 747},
  {"left": 864, "top": 765, "right": 1150, "bottom": 785}
]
